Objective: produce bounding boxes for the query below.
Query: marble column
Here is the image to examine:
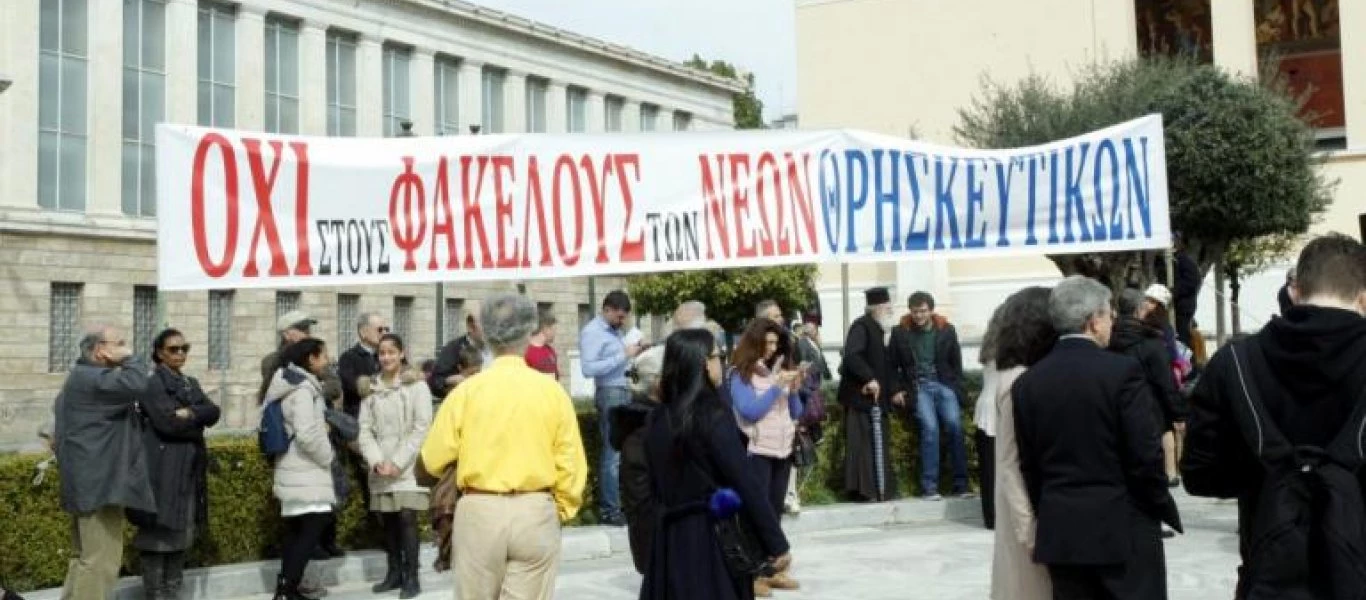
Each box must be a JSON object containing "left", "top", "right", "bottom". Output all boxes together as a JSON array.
[
  {"left": 586, "top": 90, "right": 606, "bottom": 133},
  {"left": 410, "top": 48, "right": 435, "bottom": 135},
  {"left": 1340, "top": 0, "right": 1366, "bottom": 146},
  {"left": 547, "top": 80, "right": 568, "bottom": 133},
  {"left": 356, "top": 35, "right": 383, "bottom": 137},
  {"left": 504, "top": 69, "right": 527, "bottom": 133},
  {"left": 457, "top": 59, "right": 484, "bottom": 133},
  {"left": 234, "top": 5, "right": 266, "bottom": 131},
  {"left": 298, "top": 21, "right": 327, "bottom": 136},
  {"left": 86, "top": 0, "right": 124, "bottom": 215},
  {"left": 1210, "top": 0, "right": 1258, "bottom": 77}
]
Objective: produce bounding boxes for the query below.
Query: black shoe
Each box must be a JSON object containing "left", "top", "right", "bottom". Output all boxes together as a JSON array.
[
  {"left": 296, "top": 583, "right": 327, "bottom": 600},
  {"left": 372, "top": 555, "right": 402, "bottom": 594},
  {"left": 399, "top": 569, "right": 421, "bottom": 600},
  {"left": 1168, "top": 477, "right": 1181, "bottom": 489},
  {"left": 1162, "top": 527, "right": 1176, "bottom": 539},
  {"left": 272, "top": 575, "right": 308, "bottom": 600},
  {"left": 602, "top": 515, "right": 627, "bottom": 527}
]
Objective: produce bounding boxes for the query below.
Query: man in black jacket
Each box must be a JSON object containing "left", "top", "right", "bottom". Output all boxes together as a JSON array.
[
  {"left": 1183, "top": 234, "right": 1366, "bottom": 598},
  {"left": 428, "top": 313, "right": 489, "bottom": 401},
  {"left": 837, "top": 287, "right": 901, "bottom": 502},
  {"left": 1156, "top": 233, "right": 1201, "bottom": 346},
  {"left": 1014, "top": 276, "right": 1182, "bottom": 600},
  {"left": 888, "top": 291, "right": 968, "bottom": 500},
  {"left": 337, "top": 312, "right": 388, "bottom": 417}
]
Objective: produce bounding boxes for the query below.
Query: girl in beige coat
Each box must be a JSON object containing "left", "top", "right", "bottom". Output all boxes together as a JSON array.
[
  {"left": 358, "top": 333, "right": 432, "bottom": 599},
  {"left": 987, "top": 288, "right": 1057, "bottom": 600}
]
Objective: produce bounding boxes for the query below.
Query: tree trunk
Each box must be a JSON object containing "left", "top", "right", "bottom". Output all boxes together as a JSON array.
[
  {"left": 1230, "top": 269, "right": 1243, "bottom": 336},
  {"left": 1215, "top": 267, "right": 1228, "bottom": 345}
]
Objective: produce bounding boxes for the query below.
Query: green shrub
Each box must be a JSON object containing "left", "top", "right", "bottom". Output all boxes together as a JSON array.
[{"left": 1, "top": 373, "right": 981, "bottom": 592}]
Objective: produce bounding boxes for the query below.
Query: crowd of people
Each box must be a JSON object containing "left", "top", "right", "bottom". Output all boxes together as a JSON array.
[{"left": 26, "top": 232, "right": 1366, "bottom": 600}]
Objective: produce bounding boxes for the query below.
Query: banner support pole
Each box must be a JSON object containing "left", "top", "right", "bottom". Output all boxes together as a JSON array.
[{"left": 841, "top": 264, "right": 851, "bottom": 337}]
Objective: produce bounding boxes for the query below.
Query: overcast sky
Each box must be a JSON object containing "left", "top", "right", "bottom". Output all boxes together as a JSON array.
[{"left": 476, "top": 0, "right": 799, "bottom": 121}]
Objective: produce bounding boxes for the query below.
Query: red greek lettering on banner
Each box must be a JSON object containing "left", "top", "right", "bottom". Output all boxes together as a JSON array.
[
  {"left": 241, "top": 139, "right": 292, "bottom": 277},
  {"left": 389, "top": 156, "right": 428, "bottom": 272},
  {"left": 520, "top": 156, "right": 554, "bottom": 268},
  {"left": 551, "top": 154, "right": 585, "bottom": 266},
  {"left": 612, "top": 154, "right": 646, "bottom": 263},
  {"left": 459, "top": 155, "right": 495, "bottom": 269},
  {"left": 491, "top": 155, "right": 520, "bottom": 268},
  {"left": 191, "top": 133, "right": 240, "bottom": 278},
  {"left": 428, "top": 156, "right": 460, "bottom": 271}
]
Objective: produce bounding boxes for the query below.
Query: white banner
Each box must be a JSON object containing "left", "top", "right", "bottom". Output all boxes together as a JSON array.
[{"left": 155, "top": 116, "right": 1169, "bottom": 291}]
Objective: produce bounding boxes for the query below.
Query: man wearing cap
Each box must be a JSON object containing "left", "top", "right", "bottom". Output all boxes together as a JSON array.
[{"left": 836, "top": 287, "right": 902, "bottom": 502}]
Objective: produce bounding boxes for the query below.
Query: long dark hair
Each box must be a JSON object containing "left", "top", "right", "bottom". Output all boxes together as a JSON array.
[
  {"left": 151, "top": 327, "right": 185, "bottom": 365},
  {"left": 659, "top": 328, "right": 718, "bottom": 442},
  {"left": 730, "top": 319, "right": 789, "bottom": 380},
  {"left": 994, "top": 287, "right": 1058, "bottom": 370}
]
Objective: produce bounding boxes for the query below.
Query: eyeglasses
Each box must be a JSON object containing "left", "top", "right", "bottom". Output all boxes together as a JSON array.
[
  {"left": 164, "top": 344, "right": 191, "bottom": 355},
  {"left": 377, "top": 327, "right": 391, "bottom": 333}
]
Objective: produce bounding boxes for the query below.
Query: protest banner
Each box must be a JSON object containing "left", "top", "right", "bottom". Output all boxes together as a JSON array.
[{"left": 155, "top": 115, "right": 1169, "bottom": 290}]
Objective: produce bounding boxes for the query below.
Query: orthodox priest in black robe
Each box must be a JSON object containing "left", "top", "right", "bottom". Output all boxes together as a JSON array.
[{"left": 837, "top": 287, "right": 902, "bottom": 501}]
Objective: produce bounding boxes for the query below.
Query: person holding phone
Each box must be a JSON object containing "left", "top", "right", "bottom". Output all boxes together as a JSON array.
[{"left": 728, "top": 319, "right": 804, "bottom": 595}]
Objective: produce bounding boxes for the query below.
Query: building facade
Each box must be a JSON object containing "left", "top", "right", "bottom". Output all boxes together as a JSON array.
[
  {"left": 0, "top": 0, "right": 742, "bottom": 448},
  {"left": 797, "top": 0, "right": 1366, "bottom": 355}
]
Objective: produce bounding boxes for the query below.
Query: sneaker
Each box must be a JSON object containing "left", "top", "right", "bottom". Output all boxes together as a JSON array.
[
  {"left": 950, "top": 491, "right": 977, "bottom": 500},
  {"left": 923, "top": 493, "right": 943, "bottom": 502}
]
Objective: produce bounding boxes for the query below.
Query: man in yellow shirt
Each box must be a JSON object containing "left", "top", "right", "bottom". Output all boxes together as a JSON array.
[{"left": 420, "top": 293, "right": 588, "bottom": 599}]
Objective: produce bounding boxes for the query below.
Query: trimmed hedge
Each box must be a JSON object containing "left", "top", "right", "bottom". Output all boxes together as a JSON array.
[{"left": 0, "top": 373, "right": 980, "bottom": 592}]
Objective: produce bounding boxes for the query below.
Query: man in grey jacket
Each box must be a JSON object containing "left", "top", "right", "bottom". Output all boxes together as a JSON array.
[{"left": 54, "top": 325, "right": 154, "bottom": 600}]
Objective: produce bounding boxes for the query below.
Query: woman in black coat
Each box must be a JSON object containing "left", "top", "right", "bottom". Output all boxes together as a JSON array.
[
  {"left": 1109, "top": 290, "right": 1185, "bottom": 487},
  {"left": 134, "top": 328, "right": 221, "bottom": 600},
  {"left": 640, "top": 329, "right": 791, "bottom": 600}
]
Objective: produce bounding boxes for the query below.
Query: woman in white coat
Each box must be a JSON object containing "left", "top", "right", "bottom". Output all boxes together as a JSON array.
[
  {"left": 988, "top": 287, "right": 1058, "bottom": 600},
  {"left": 358, "top": 333, "right": 432, "bottom": 599},
  {"left": 264, "top": 338, "right": 335, "bottom": 600}
]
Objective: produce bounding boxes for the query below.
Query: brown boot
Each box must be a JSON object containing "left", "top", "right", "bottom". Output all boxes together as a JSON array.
[
  {"left": 753, "top": 578, "right": 773, "bottom": 597},
  {"left": 767, "top": 571, "right": 801, "bottom": 591}
]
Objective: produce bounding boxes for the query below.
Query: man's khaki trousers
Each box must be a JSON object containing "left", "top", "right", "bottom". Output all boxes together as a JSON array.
[
  {"left": 452, "top": 492, "right": 562, "bottom": 600},
  {"left": 61, "top": 506, "right": 125, "bottom": 600}
]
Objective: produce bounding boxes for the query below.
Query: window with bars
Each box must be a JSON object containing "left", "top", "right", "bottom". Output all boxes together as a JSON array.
[
  {"left": 393, "top": 296, "right": 413, "bottom": 341},
  {"left": 39, "top": 0, "right": 90, "bottom": 212},
  {"left": 444, "top": 298, "right": 465, "bottom": 342},
  {"left": 208, "top": 290, "right": 233, "bottom": 369},
  {"left": 524, "top": 77, "right": 547, "bottom": 133},
  {"left": 481, "top": 67, "right": 505, "bottom": 133},
  {"left": 337, "top": 294, "right": 359, "bottom": 350},
  {"left": 264, "top": 16, "right": 300, "bottom": 134},
  {"left": 672, "top": 111, "right": 692, "bottom": 132},
  {"left": 197, "top": 2, "right": 235, "bottom": 127},
  {"left": 639, "top": 104, "right": 659, "bottom": 132},
  {"left": 275, "top": 291, "right": 301, "bottom": 323},
  {"left": 605, "top": 96, "right": 624, "bottom": 132},
  {"left": 122, "top": 0, "right": 165, "bottom": 217},
  {"left": 434, "top": 56, "right": 460, "bottom": 135},
  {"left": 134, "top": 286, "right": 160, "bottom": 361},
  {"left": 48, "top": 283, "right": 83, "bottom": 372},
  {"left": 325, "top": 30, "right": 357, "bottom": 136},
  {"left": 566, "top": 86, "right": 588, "bottom": 133},
  {"left": 382, "top": 45, "right": 412, "bottom": 137}
]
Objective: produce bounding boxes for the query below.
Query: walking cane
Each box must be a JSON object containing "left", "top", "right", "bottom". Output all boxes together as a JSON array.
[{"left": 870, "top": 400, "right": 887, "bottom": 502}]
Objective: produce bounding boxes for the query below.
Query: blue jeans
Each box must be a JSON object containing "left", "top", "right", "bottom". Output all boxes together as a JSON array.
[
  {"left": 915, "top": 380, "right": 968, "bottom": 495},
  {"left": 594, "top": 386, "right": 632, "bottom": 521}
]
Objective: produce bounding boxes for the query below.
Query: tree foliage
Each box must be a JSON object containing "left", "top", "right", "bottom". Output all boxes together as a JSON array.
[
  {"left": 955, "top": 56, "right": 1333, "bottom": 291},
  {"left": 628, "top": 265, "right": 818, "bottom": 333},
  {"left": 685, "top": 54, "right": 765, "bottom": 129}
]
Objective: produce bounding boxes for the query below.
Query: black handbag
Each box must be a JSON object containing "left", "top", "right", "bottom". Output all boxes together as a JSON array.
[{"left": 686, "top": 457, "right": 776, "bottom": 579}]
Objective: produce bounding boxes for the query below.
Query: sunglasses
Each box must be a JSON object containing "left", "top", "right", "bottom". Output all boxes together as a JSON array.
[{"left": 163, "top": 344, "right": 191, "bottom": 355}]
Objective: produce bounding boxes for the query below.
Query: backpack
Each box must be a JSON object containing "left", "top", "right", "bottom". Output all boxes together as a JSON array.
[
  {"left": 258, "top": 398, "right": 292, "bottom": 460},
  {"left": 1228, "top": 342, "right": 1366, "bottom": 600}
]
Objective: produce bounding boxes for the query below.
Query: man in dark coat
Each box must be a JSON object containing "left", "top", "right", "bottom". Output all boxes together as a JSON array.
[
  {"left": 610, "top": 393, "right": 657, "bottom": 574},
  {"left": 1155, "top": 233, "right": 1201, "bottom": 346},
  {"left": 1276, "top": 266, "right": 1296, "bottom": 317},
  {"left": 53, "top": 325, "right": 155, "bottom": 600},
  {"left": 1013, "top": 276, "right": 1182, "bottom": 600},
  {"left": 1109, "top": 289, "right": 1186, "bottom": 437},
  {"left": 428, "top": 313, "right": 488, "bottom": 401},
  {"left": 1183, "top": 234, "right": 1366, "bottom": 598},
  {"left": 837, "top": 287, "right": 902, "bottom": 502},
  {"left": 337, "top": 311, "right": 388, "bottom": 417},
  {"left": 888, "top": 291, "right": 968, "bottom": 499}
]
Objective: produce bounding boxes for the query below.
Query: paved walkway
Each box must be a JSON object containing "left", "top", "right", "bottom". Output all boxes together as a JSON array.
[{"left": 268, "top": 506, "right": 1243, "bottom": 600}]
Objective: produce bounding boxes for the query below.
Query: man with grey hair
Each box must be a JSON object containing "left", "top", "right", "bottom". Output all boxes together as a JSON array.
[
  {"left": 422, "top": 293, "right": 587, "bottom": 600},
  {"left": 630, "top": 300, "right": 707, "bottom": 395},
  {"left": 338, "top": 312, "right": 389, "bottom": 418},
  {"left": 54, "top": 325, "right": 155, "bottom": 600},
  {"left": 1012, "top": 276, "right": 1181, "bottom": 600}
]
